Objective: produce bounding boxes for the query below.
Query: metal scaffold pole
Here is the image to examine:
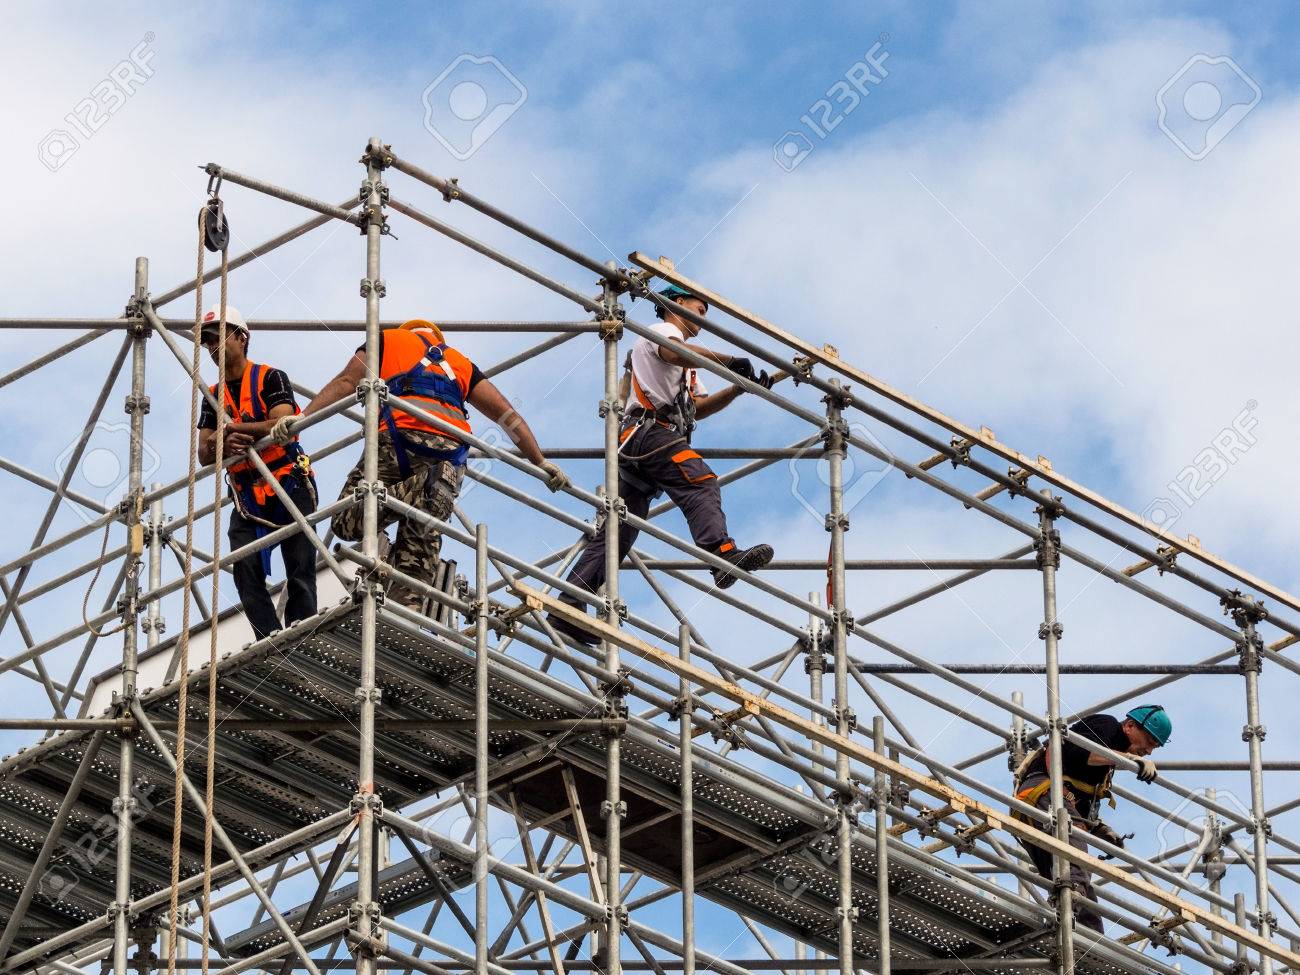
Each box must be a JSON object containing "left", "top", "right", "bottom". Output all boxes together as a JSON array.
[
  {"left": 145, "top": 482, "right": 165, "bottom": 652},
  {"left": 873, "top": 716, "right": 891, "bottom": 975},
  {"left": 475, "top": 523, "right": 491, "bottom": 972},
  {"left": 1036, "top": 493, "right": 1075, "bottom": 975},
  {"left": 825, "top": 383, "right": 855, "bottom": 975},
  {"left": 678, "top": 623, "right": 695, "bottom": 975},
  {"left": 353, "top": 136, "right": 390, "bottom": 975},
  {"left": 598, "top": 272, "right": 626, "bottom": 975},
  {"left": 1229, "top": 592, "right": 1275, "bottom": 975},
  {"left": 112, "top": 256, "right": 150, "bottom": 975}
]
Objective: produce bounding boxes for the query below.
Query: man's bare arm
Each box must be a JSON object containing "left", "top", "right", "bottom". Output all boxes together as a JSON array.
[
  {"left": 467, "top": 379, "right": 546, "bottom": 467},
  {"left": 301, "top": 353, "right": 367, "bottom": 419}
]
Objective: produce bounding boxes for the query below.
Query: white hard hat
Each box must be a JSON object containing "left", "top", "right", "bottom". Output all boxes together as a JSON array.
[{"left": 200, "top": 304, "right": 248, "bottom": 338}]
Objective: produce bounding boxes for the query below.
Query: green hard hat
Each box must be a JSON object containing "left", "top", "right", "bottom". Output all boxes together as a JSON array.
[
  {"left": 1127, "top": 704, "right": 1172, "bottom": 746},
  {"left": 655, "top": 283, "right": 706, "bottom": 320}
]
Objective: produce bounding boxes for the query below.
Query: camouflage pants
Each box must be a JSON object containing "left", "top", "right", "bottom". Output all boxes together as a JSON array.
[{"left": 333, "top": 430, "right": 464, "bottom": 612}]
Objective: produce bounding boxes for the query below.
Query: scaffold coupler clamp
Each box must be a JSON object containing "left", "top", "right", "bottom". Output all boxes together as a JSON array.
[
  {"left": 832, "top": 700, "right": 858, "bottom": 733},
  {"left": 791, "top": 354, "right": 815, "bottom": 385},
  {"left": 1246, "top": 814, "right": 1272, "bottom": 838},
  {"left": 604, "top": 904, "right": 629, "bottom": 925},
  {"left": 1005, "top": 466, "right": 1032, "bottom": 498},
  {"left": 353, "top": 686, "right": 383, "bottom": 710},
  {"left": 440, "top": 175, "right": 461, "bottom": 203},
  {"left": 1038, "top": 620, "right": 1063, "bottom": 641},
  {"left": 1033, "top": 527, "right": 1062, "bottom": 570},
  {"left": 1222, "top": 588, "right": 1269, "bottom": 630},
  {"left": 597, "top": 314, "right": 624, "bottom": 344}
]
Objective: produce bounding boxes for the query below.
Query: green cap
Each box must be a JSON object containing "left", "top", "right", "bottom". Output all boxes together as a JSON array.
[
  {"left": 655, "top": 284, "right": 706, "bottom": 320},
  {"left": 1126, "top": 704, "right": 1171, "bottom": 746}
]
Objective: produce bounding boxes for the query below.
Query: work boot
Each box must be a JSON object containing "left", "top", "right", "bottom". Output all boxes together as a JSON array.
[
  {"left": 546, "top": 602, "right": 600, "bottom": 647},
  {"left": 710, "top": 542, "right": 774, "bottom": 590}
]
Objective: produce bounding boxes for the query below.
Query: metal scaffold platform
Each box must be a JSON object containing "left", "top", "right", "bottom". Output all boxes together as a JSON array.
[{"left": 1, "top": 137, "right": 1299, "bottom": 975}]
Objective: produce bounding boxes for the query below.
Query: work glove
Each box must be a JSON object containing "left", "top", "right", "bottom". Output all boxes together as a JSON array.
[
  {"left": 755, "top": 370, "right": 776, "bottom": 390},
  {"left": 270, "top": 414, "right": 297, "bottom": 446},
  {"left": 1133, "top": 756, "right": 1158, "bottom": 783},
  {"left": 1090, "top": 821, "right": 1125, "bottom": 849},
  {"left": 727, "top": 357, "right": 757, "bottom": 381},
  {"left": 540, "top": 460, "right": 571, "bottom": 494}
]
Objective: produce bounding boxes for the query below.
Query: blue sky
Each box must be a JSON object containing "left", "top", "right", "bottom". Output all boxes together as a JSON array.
[{"left": 3, "top": 2, "right": 1300, "bottom": 970}]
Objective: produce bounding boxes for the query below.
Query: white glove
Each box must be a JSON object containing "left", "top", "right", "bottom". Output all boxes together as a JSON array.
[
  {"left": 270, "top": 415, "right": 297, "bottom": 445},
  {"left": 1133, "top": 756, "right": 1158, "bottom": 783},
  {"left": 540, "top": 460, "right": 571, "bottom": 493}
]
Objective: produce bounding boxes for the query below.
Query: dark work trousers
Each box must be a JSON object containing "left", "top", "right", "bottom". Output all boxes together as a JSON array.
[
  {"left": 227, "top": 478, "right": 319, "bottom": 640},
  {"left": 562, "top": 421, "right": 733, "bottom": 606},
  {"left": 1017, "top": 777, "right": 1106, "bottom": 934}
]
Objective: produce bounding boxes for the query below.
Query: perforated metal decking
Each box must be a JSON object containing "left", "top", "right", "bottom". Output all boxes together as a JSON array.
[{"left": 0, "top": 599, "right": 1158, "bottom": 974}]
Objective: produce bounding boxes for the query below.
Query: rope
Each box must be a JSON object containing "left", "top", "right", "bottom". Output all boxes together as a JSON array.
[
  {"left": 81, "top": 520, "right": 128, "bottom": 638},
  {"left": 165, "top": 205, "right": 215, "bottom": 975},
  {"left": 201, "top": 233, "right": 230, "bottom": 975}
]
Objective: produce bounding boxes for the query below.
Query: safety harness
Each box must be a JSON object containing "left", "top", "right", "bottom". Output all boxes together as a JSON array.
[
  {"left": 215, "top": 362, "right": 316, "bottom": 572},
  {"left": 381, "top": 334, "right": 471, "bottom": 477},
  {"left": 1011, "top": 744, "right": 1116, "bottom": 827}
]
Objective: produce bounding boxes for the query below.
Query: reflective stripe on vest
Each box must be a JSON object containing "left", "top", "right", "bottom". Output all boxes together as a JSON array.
[{"left": 214, "top": 361, "right": 306, "bottom": 507}]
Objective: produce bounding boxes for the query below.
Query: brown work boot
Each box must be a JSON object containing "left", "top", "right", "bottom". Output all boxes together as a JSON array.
[{"left": 711, "top": 542, "right": 774, "bottom": 590}]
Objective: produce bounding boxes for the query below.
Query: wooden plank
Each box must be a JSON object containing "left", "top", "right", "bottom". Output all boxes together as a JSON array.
[
  {"left": 517, "top": 581, "right": 1300, "bottom": 968},
  {"left": 627, "top": 252, "right": 1300, "bottom": 616}
]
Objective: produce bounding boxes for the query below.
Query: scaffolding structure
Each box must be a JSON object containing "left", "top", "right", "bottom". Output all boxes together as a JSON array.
[{"left": 0, "top": 136, "right": 1298, "bottom": 975}]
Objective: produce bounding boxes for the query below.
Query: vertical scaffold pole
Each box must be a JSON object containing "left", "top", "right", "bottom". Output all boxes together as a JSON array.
[
  {"left": 475, "top": 524, "right": 490, "bottom": 971},
  {"left": 824, "top": 383, "right": 855, "bottom": 975},
  {"left": 806, "top": 591, "right": 827, "bottom": 967},
  {"left": 598, "top": 268, "right": 626, "bottom": 975},
  {"left": 1009, "top": 690, "right": 1031, "bottom": 899},
  {"left": 145, "top": 482, "right": 164, "bottom": 653},
  {"left": 678, "top": 623, "right": 695, "bottom": 975},
  {"left": 1226, "top": 591, "right": 1273, "bottom": 975},
  {"left": 113, "top": 257, "right": 150, "bottom": 975},
  {"left": 1036, "top": 493, "right": 1074, "bottom": 975},
  {"left": 872, "top": 716, "right": 890, "bottom": 975},
  {"left": 1205, "top": 787, "right": 1225, "bottom": 949},
  {"left": 354, "top": 136, "right": 390, "bottom": 975}
]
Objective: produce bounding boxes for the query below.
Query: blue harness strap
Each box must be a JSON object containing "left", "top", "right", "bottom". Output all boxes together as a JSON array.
[{"left": 382, "top": 336, "right": 470, "bottom": 477}]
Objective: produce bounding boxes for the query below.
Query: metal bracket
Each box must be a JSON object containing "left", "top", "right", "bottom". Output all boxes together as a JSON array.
[
  {"left": 1235, "top": 635, "right": 1264, "bottom": 674},
  {"left": 355, "top": 377, "right": 389, "bottom": 405},
  {"left": 1246, "top": 816, "right": 1272, "bottom": 838},
  {"left": 603, "top": 905, "right": 629, "bottom": 924},
  {"left": 831, "top": 703, "right": 858, "bottom": 733},
  {"left": 830, "top": 608, "right": 856, "bottom": 633},
  {"left": 597, "top": 397, "right": 622, "bottom": 420},
  {"left": 359, "top": 277, "right": 388, "bottom": 298},
  {"left": 602, "top": 495, "right": 628, "bottom": 518},
  {"left": 597, "top": 316, "right": 624, "bottom": 342},
  {"left": 837, "top": 905, "right": 860, "bottom": 922},
  {"left": 111, "top": 795, "right": 137, "bottom": 815},
  {"left": 667, "top": 695, "right": 692, "bottom": 721},
  {"left": 601, "top": 799, "right": 628, "bottom": 820},
  {"left": 1033, "top": 528, "right": 1062, "bottom": 569},
  {"left": 1241, "top": 723, "right": 1267, "bottom": 743},
  {"left": 822, "top": 384, "right": 854, "bottom": 411},
  {"left": 441, "top": 176, "right": 461, "bottom": 203},
  {"left": 1037, "top": 620, "right": 1064, "bottom": 640},
  {"left": 124, "top": 393, "right": 151, "bottom": 416},
  {"left": 354, "top": 686, "right": 383, "bottom": 706},
  {"left": 349, "top": 792, "right": 384, "bottom": 817},
  {"left": 1222, "top": 588, "right": 1268, "bottom": 627},
  {"left": 791, "top": 355, "right": 815, "bottom": 385},
  {"left": 824, "top": 512, "right": 850, "bottom": 533}
]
